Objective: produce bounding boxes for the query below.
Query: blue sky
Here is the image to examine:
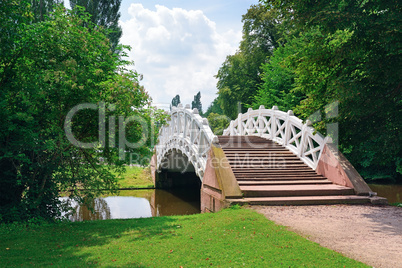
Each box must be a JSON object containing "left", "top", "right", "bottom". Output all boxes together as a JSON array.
[
  {"left": 66, "top": 0, "right": 259, "bottom": 110},
  {"left": 120, "top": 1, "right": 258, "bottom": 33}
]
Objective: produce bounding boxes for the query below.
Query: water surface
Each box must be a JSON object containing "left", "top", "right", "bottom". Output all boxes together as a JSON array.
[
  {"left": 368, "top": 184, "right": 402, "bottom": 204},
  {"left": 61, "top": 189, "right": 200, "bottom": 222}
]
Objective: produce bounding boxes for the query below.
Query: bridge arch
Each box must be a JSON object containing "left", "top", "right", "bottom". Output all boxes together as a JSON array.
[{"left": 156, "top": 104, "right": 217, "bottom": 180}]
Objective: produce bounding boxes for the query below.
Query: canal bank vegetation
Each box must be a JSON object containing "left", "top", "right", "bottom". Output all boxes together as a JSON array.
[
  {"left": 0, "top": 1, "right": 167, "bottom": 224},
  {"left": 0, "top": 207, "right": 368, "bottom": 267},
  {"left": 116, "top": 166, "right": 154, "bottom": 189}
]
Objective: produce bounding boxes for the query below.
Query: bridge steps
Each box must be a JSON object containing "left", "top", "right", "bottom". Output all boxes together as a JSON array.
[
  {"left": 235, "top": 176, "right": 328, "bottom": 180},
  {"left": 218, "top": 135, "right": 371, "bottom": 205},
  {"left": 227, "top": 195, "right": 371, "bottom": 206},
  {"left": 237, "top": 180, "right": 333, "bottom": 185},
  {"left": 239, "top": 184, "right": 355, "bottom": 197}
]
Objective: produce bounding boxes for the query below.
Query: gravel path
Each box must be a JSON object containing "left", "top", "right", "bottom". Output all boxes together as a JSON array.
[{"left": 253, "top": 204, "right": 402, "bottom": 268}]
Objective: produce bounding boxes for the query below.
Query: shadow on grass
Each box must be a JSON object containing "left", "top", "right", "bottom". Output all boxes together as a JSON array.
[
  {"left": 0, "top": 215, "right": 185, "bottom": 267},
  {"left": 1, "top": 208, "right": 369, "bottom": 267}
]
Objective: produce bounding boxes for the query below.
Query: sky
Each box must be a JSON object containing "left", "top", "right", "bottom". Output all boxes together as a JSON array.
[{"left": 65, "top": 0, "right": 259, "bottom": 110}]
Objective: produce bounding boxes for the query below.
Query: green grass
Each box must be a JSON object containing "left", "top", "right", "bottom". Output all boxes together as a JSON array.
[
  {"left": 116, "top": 166, "right": 154, "bottom": 189},
  {"left": 0, "top": 208, "right": 368, "bottom": 267}
]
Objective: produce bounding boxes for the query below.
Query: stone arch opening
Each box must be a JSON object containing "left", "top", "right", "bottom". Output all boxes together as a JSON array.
[{"left": 155, "top": 149, "right": 201, "bottom": 190}]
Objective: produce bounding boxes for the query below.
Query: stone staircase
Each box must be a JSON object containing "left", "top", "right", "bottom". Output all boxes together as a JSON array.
[{"left": 218, "top": 136, "right": 371, "bottom": 205}]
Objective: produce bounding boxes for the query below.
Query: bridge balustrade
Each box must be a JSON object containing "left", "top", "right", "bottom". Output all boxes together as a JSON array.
[
  {"left": 156, "top": 104, "right": 331, "bottom": 180},
  {"left": 223, "top": 106, "right": 332, "bottom": 170},
  {"left": 156, "top": 104, "right": 218, "bottom": 179}
]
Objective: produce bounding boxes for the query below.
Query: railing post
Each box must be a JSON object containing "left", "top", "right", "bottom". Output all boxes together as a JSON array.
[
  {"left": 237, "top": 113, "right": 243, "bottom": 135},
  {"left": 183, "top": 114, "right": 187, "bottom": 139},
  {"left": 283, "top": 110, "right": 293, "bottom": 146},
  {"left": 299, "top": 120, "right": 312, "bottom": 158},
  {"left": 198, "top": 131, "right": 204, "bottom": 154},
  {"left": 168, "top": 120, "right": 171, "bottom": 138},
  {"left": 258, "top": 105, "right": 265, "bottom": 136},
  {"left": 271, "top": 106, "right": 278, "bottom": 140},
  {"left": 178, "top": 111, "right": 182, "bottom": 137},
  {"left": 247, "top": 108, "right": 253, "bottom": 135},
  {"left": 198, "top": 118, "right": 209, "bottom": 155},
  {"left": 229, "top": 121, "right": 234, "bottom": 136},
  {"left": 190, "top": 119, "right": 195, "bottom": 143}
]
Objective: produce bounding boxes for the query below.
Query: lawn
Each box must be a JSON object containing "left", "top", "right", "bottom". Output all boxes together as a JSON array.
[
  {"left": 116, "top": 166, "right": 154, "bottom": 189},
  {"left": 0, "top": 207, "right": 368, "bottom": 267}
]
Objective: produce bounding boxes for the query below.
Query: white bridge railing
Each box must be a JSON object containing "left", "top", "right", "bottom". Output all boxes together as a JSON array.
[
  {"left": 223, "top": 106, "right": 332, "bottom": 170},
  {"left": 156, "top": 105, "right": 331, "bottom": 179},
  {"left": 156, "top": 104, "right": 218, "bottom": 179}
]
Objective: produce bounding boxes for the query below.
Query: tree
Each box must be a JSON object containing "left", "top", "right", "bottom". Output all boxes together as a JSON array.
[
  {"left": 191, "top": 91, "right": 202, "bottom": 114},
  {"left": 204, "top": 98, "right": 223, "bottom": 117},
  {"left": 70, "top": 0, "right": 122, "bottom": 52},
  {"left": 171, "top": 95, "right": 181, "bottom": 109},
  {"left": 216, "top": 54, "right": 250, "bottom": 119},
  {"left": 0, "top": 3, "right": 153, "bottom": 223},
  {"left": 30, "top": 0, "right": 63, "bottom": 22},
  {"left": 215, "top": 4, "right": 283, "bottom": 119},
  {"left": 207, "top": 113, "right": 231, "bottom": 135},
  {"left": 262, "top": 0, "right": 402, "bottom": 181},
  {"left": 251, "top": 33, "right": 304, "bottom": 112}
]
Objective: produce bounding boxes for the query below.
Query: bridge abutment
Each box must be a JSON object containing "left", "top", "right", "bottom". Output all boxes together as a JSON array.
[{"left": 201, "top": 145, "right": 243, "bottom": 213}]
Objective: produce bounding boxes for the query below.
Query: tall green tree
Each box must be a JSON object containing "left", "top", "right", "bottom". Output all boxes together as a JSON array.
[
  {"left": 70, "top": 0, "right": 122, "bottom": 52},
  {"left": 251, "top": 37, "right": 303, "bottom": 112},
  {"left": 262, "top": 0, "right": 402, "bottom": 181},
  {"left": 204, "top": 98, "right": 223, "bottom": 117},
  {"left": 170, "top": 94, "right": 181, "bottom": 109},
  {"left": 215, "top": 4, "right": 283, "bottom": 119},
  {"left": 30, "top": 0, "right": 63, "bottom": 22},
  {"left": 0, "top": 2, "right": 153, "bottom": 223},
  {"left": 191, "top": 91, "right": 202, "bottom": 114}
]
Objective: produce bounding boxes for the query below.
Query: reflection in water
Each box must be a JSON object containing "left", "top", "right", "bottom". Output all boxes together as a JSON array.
[
  {"left": 71, "top": 198, "right": 111, "bottom": 221},
  {"left": 151, "top": 189, "right": 200, "bottom": 217},
  {"left": 369, "top": 184, "right": 402, "bottom": 203},
  {"left": 61, "top": 188, "right": 200, "bottom": 222}
]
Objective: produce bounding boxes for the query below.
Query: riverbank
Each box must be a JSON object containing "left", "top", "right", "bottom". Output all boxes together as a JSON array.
[
  {"left": 254, "top": 204, "right": 402, "bottom": 268},
  {"left": 0, "top": 207, "right": 367, "bottom": 267},
  {"left": 116, "top": 166, "right": 154, "bottom": 189}
]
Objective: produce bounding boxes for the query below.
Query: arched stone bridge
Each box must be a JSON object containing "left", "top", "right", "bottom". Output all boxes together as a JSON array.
[{"left": 151, "top": 105, "right": 387, "bottom": 212}]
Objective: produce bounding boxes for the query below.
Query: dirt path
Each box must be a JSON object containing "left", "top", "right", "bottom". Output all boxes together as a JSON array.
[{"left": 253, "top": 204, "right": 402, "bottom": 268}]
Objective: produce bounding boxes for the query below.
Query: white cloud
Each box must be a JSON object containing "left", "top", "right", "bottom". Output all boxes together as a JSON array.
[{"left": 120, "top": 3, "right": 241, "bottom": 110}]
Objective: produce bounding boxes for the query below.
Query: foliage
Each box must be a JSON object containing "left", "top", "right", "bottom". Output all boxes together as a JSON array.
[
  {"left": 213, "top": 0, "right": 402, "bottom": 181},
  {"left": 390, "top": 203, "right": 402, "bottom": 207},
  {"left": 115, "top": 166, "right": 154, "bottom": 189},
  {"left": 251, "top": 37, "right": 304, "bottom": 112},
  {"left": 204, "top": 98, "right": 223, "bottom": 117},
  {"left": 30, "top": 0, "right": 63, "bottom": 22},
  {"left": 170, "top": 94, "right": 181, "bottom": 109},
  {"left": 215, "top": 4, "right": 283, "bottom": 119},
  {"left": 0, "top": 208, "right": 368, "bottom": 267},
  {"left": 70, "top": 0, "right": 122, "bottom": 52},
  {"left": 207, "top": 113, "right": 231, "bottom": 135},
  {"left": 191, "top": 91, "right": 203, "bottom": 114},
  {"left": 0, "top": 2, "right": 156, "bottom": 223},
  {"left": 260, "top": 0, "right": 401, "bottom": 181}
]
